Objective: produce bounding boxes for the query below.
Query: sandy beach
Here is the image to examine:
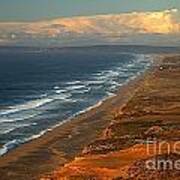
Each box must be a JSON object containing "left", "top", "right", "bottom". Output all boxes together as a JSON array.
[{"left": 0, "top": 55, "right": 180, "bottom": 180}]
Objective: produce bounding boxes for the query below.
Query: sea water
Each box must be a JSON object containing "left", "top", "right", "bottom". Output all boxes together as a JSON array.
[{"left": 0, "top": 46, "right": 154, "bottom": 155}]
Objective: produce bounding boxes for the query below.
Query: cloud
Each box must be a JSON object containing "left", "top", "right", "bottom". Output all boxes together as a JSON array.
[{"left": 0, "top": 9, "right": 179, "bottom": 46}]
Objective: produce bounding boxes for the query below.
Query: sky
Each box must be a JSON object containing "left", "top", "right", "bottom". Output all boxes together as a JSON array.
[
  {"left": 0, "top": 0, "right": 179, "bottom": 21},
  {"left": 0, "top": 1, "right": 179, "bottom": 47}
]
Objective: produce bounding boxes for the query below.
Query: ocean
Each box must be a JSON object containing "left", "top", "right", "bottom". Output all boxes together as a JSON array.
[{"left": 0, "top": 46, "right": 156, "bottom": 155}]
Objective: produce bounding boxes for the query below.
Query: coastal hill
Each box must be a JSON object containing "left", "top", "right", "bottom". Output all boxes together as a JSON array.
[{"left": 43, "top": 56, "right": 180, "bottom": 179}]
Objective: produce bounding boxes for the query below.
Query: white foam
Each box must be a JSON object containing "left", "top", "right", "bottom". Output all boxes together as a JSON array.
[
  {"left": 73, "top": 87, "right": 91, "bottom": 94},
  {"left": 53, "top": 86, "right": 60, "bottom": 90},
  {"left": 53, "top": 93, "right": 72, "bottom": 100},
  {"left": 0, "top": 127, "right": 17, "bottom": 135},
  {"left": 65, "top": 85, "right": 86, "bottom": 90},
  {"left": 26, "top": 129, "right": 48, "bottom": 140},
  {"left": 110, "top": 81, "right": 120, "bottom": 86},
  {"left": 85, "top": 80, "right": 104, "bottom": 85},
  {"left": 0, "top": 113, "right": 38, "bottom": 123},
  {"left": 105, "top": 70, "right": 119, "bottom": 77},
  {"left": 93, "top": 72, "right": 103, "bottom": 76},
  {"left": 55, "top": 89, "right": 67, "bottom": 94},
  {"left": 0, "top": 123, "right": 36, "bottom": 135},
  {"left": 75, "top": 100, "right": 105, "bottom": 116},
  {"left": 39, "top": 93, "right": 48, "bottom": 98},
  {"left": 127, "top": 63, "right": 135, "bottom": 67},
  {"left": 106, "top": 92, "right": 116, "bottom": 97},
  {"left": 0, "top": 139, "right": 19, "bottom": 156},
  {"left": 0, "top": 98, "right": 53, "bottom": 116},
  {"left": 66, "top": 81, "right": 81, "bottom": 85},
  {"left": 92, "top": 70, "right": 120, "bottom": 83}
]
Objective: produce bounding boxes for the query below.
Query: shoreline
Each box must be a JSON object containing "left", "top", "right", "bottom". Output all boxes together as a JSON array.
[
  {"left": 46, "top": 55, "right": 180, "bottom": 179},
  {"left": 0, "top": 77, "right": 132, "bottom": 157},
  {"left": 2, "top": 53, "right": 173, "bottom": 180},
  {"left": 0, "top": 56, "right": 155, "bottom": 179},
  {"left": 0, "top": 54, "right": 153, "bottom": 157}
]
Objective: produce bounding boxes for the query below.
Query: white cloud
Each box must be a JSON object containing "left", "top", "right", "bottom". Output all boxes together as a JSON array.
[{"left": 0, "top": 9, "right": 179, "bottom": 46}]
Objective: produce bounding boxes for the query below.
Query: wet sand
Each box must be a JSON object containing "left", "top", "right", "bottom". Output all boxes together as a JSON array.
[
  {"left": 44, "top": 55, "right": 180, "bottom": 179},
  {"left": 0, "top": 58, "right": 152, "bottom": 179}
]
